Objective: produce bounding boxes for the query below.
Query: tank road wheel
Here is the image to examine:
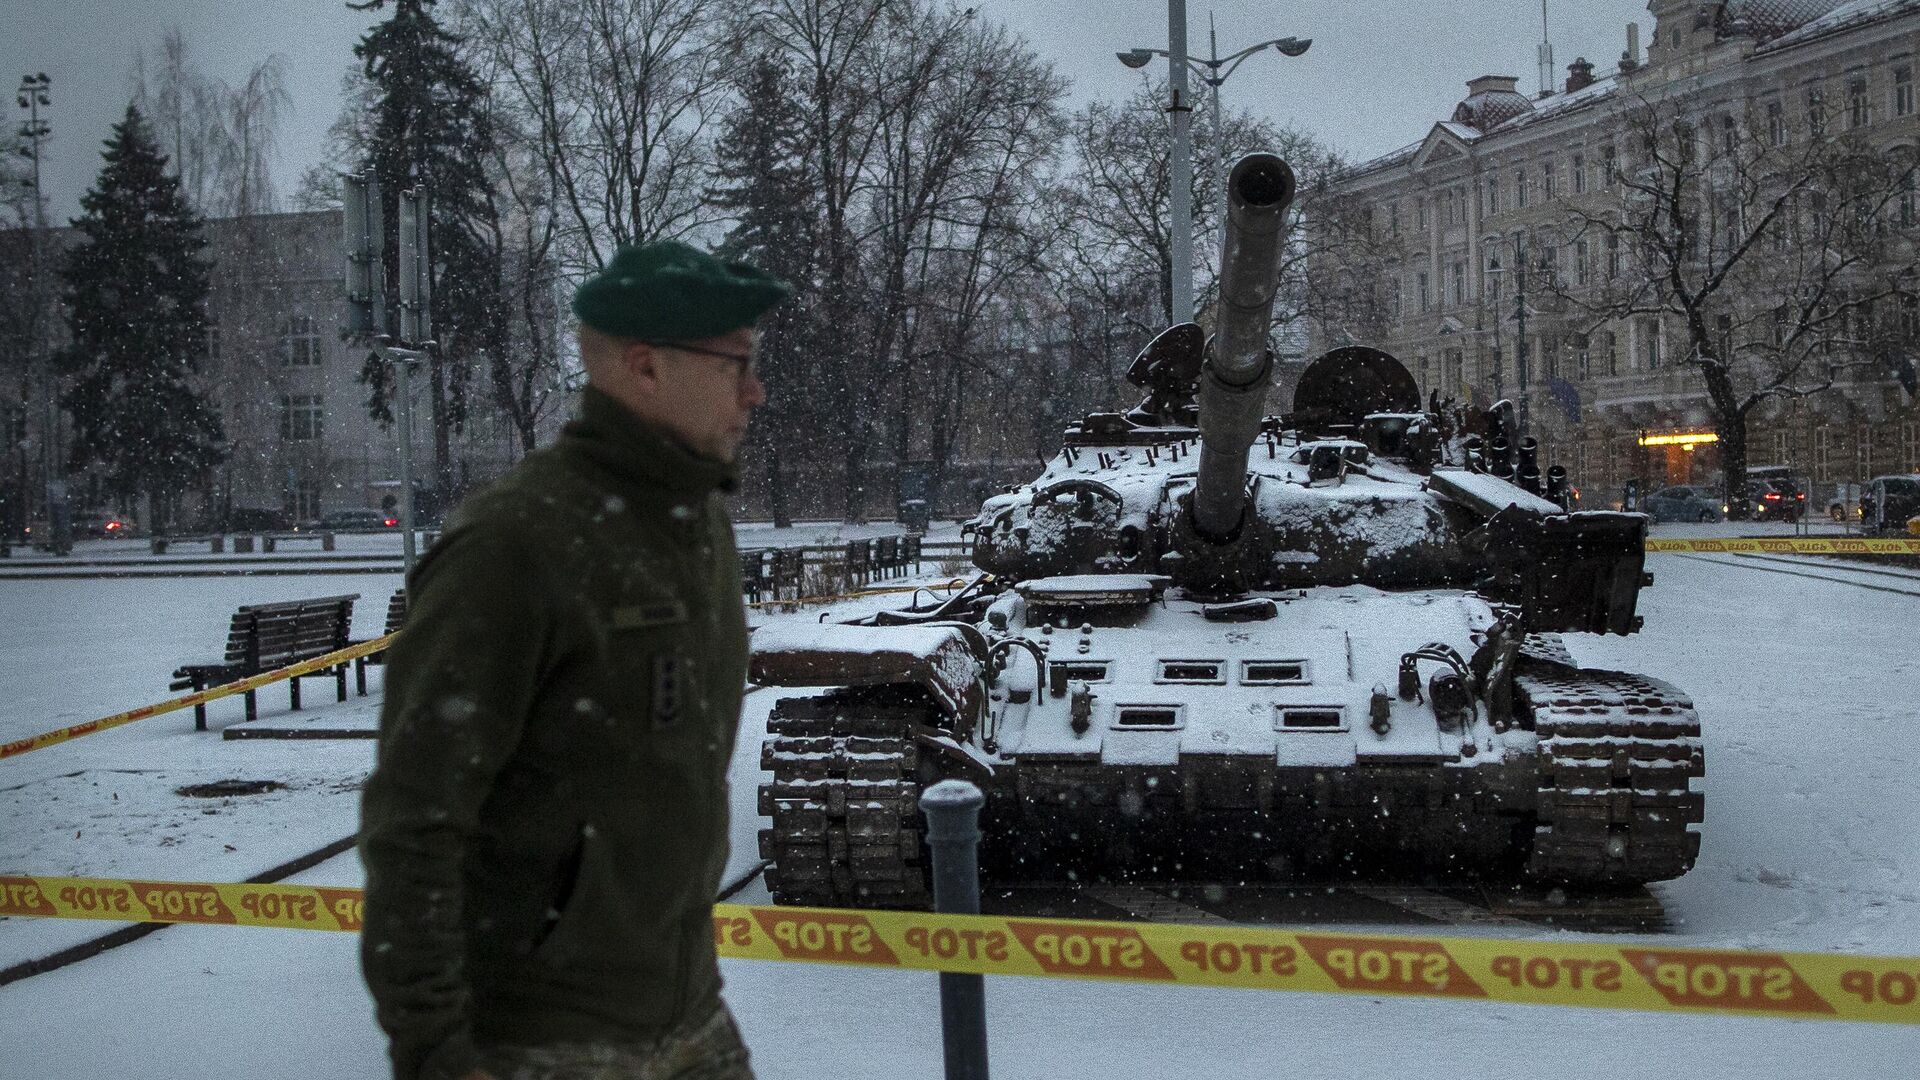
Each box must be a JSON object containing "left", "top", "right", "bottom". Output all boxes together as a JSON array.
[
  {"left": 756, "top": 690, "right": 933, "bottom": 910},
  {"left": 1515, "top": 649, "right": 1705, "bottom": 887}
]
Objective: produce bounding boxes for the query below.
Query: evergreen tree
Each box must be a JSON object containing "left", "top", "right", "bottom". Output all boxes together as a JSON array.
[
  {"left": 58, "top": 105, "right": 224, "bottom": 534},
  {"left": 349, "top": 0, "right": 502, "bottom": 507},
  {"left": 710, "top": 53, "right": 818, "bottom": 527}
]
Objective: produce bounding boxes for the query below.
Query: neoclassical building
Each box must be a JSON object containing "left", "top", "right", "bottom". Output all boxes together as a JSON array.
[{"left": 1310, "top": 0, "right": 1920, "bottom": 506}]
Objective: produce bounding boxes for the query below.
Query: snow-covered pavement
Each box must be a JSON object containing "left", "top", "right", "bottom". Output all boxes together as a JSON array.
[{"left": 0, "top": 541, "right": 1914, "bottom": 1078}]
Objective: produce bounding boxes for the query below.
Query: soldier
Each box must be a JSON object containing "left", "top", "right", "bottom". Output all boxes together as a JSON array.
[{"left": 359, "top": 241, "right": 789, "bottom": 1080}]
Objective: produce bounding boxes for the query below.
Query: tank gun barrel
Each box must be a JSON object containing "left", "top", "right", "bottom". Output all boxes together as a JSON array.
[{"left": 1191, "top": 153, "right": 1297, "bottom": 540}]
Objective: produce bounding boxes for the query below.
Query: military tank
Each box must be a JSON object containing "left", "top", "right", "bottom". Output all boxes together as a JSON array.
[{"left": 751, "top": 153, "right": 1702, "bottom": 909}]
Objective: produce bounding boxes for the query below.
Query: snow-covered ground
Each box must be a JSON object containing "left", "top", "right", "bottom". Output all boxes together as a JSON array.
[{"left": 1, "top": 530, "right": 1914, "bottom": 1078}]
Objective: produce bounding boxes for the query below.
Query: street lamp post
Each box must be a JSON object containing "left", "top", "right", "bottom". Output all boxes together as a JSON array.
[
  {"left": 16, "top": 72, "right": 67, "bottom": 555},
  {"left": 1483, "top": 235, "right": 1533, "bottom": 434},
  {"left": 1120, "top": 14, "right": 1309, "bottom": 326}
]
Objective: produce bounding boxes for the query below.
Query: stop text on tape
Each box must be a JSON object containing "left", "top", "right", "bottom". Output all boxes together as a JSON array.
[
  {"left": 4, "top": 873, "right": 1915, "bottom": 1025},
  {"left": 1645, "top": 537, "right": 1920, "bottom": 555}
]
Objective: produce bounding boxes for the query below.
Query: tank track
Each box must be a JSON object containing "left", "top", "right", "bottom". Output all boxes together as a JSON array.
[
  {"left": 757, "top": 691, "right": 932, "bottom": 909},
  {"left": 1515, "top": 637, "right": 1704, "bottom": 886}
]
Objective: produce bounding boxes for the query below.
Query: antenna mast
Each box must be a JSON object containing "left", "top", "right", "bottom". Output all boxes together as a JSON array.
[{"left": 1538, "top": 0, "right": 1555, "bottom": 97}]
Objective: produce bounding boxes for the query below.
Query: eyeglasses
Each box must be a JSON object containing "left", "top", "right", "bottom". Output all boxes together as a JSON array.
[{"left": 647, "top": 340, "right": 757, "bottom": 380}]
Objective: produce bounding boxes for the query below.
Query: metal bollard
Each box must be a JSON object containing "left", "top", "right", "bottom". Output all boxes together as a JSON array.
[{"left": 920, "top": 780, "right": 989, "bottom": 1080}]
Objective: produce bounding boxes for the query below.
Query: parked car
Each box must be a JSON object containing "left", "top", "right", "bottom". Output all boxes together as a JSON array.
[
  {"left": 1749, "top": 479, "right": 1804, "bottom": 522},
  {"left": 318, "top": 508, "right": 400, "bottom": 532},
  {"left": 72, "top": 509, "right": 134, "bottom": 538},
  {"left": 1861, "top": 474, "right": 1920, "bottom": 536},
  {"left": 1642, "top": 484, "right": 1725, "bottom": 523}
]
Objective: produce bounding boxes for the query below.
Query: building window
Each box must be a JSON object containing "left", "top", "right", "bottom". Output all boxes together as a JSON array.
[
  {"left": 1857, "top": 423, "right": 1875, "bottom": 479},
  {"left": 1603, "top": 330, "right": 1619, "bottom": 376},
  {"left": 1813, "top": 426, "right": 1833, "bottom": 483},
  {"left": 1573, "top": 334, "right": 1591, "bottom": 379},
  {"left": 281, "top": 315, "right": 321, "bottom": 367},
  {"left": 1766, "top": 99, "right": 1786, "bottom": 146},
  {"left": 1515, "top": 169, "right": 1529, "bottom": 209},
  {"left": 285, "top": 477, "right": 322, "bottom": 523},
  {"left": 1417, "top": 271, "right": 1431, "bottom": 313},
  {"left": 1601, "top": 144, "right": 1617, "bottom": 189},
  {"left": 1847, "top": 73, "right": 1870, "bottom": 129},
  {"left": 1807, "top": 85, "right": 1826, "bottom": 138},
  {"left": 1897, "top": 65, "right": 1915, "bottom": 118},
  {"left": 1416, "top": 198, "right": 1429, "bottom": 230},
  {"left": 1905, "top": 421, "right": 1920, "bottom": 471},
  {"left": 1572, "top": 153, "right": 1587, "bottom": 195},
  {"left": 1606, "top": 232, "right": 1621, "bottom": 279},
  {"left": 1388, "top": 202, "right": 1401, "bottom": 238},
  {"left": 1542, "top": 160, "right": 1556, "bottom": 199},
  {"left": 1772, "top": 430, "right": 1791, "bottom": 468},
  {"left": 1388, "top": 276, "right": 1402, "bottom": 321},
  {"left": 1449, "top": 259, "right": 1465, "bottom": 306},
  {"left": 1641, "top": 319, "right": 1662, "bottom": 369},
  {"left": 1721, "top": 113, "right": 1737, "bottom": 154},
  {"left": 1574, "top": 239, "right": 1590, "bottom": 285},
  {"left": 279, "top": 394, "right": 324, "bottom": 441}
]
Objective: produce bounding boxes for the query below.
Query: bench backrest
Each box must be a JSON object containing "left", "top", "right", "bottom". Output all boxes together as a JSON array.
[
  {"left": 224, "top": 595, "right": 359, "bottom": 669},
  {"left": 382, "top": 589, "right": 408, "bottom": 635}
]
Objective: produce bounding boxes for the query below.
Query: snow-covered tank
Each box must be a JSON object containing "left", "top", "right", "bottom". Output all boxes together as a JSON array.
[{"left": 751, "top": 154, "right": 1702, "bottom": 908}]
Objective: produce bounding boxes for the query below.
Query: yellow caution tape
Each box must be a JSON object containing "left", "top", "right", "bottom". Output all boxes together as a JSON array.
[
  {"left": 1646, "top": 537, "right": 1920, "bottom": 554},
  {"left": 0, "top": 634, "right": 398, "bottom": 761},
  {"left": 3, "top": 874, "right": 1916, "bottom": 1024}
]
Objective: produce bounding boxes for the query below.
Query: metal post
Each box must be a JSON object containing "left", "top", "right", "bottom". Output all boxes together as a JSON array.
[
  {"left": 1515, "top": 259, "right": 1530, "bottom": 435},
  {"left": 1208, "top": 14, "right": 1227, "bottom": 204},
  {"left": 390, "top": 348, "right": 420, "bottom": 575},
  {"left": 1168, "top": 0, "right": 1194, "bottom": 324},
  {"left": 921, "top": 780, "right": 988, "bottom": 1080}
]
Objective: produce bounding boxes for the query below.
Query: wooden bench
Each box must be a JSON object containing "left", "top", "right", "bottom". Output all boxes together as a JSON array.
[
  {"left": 352, "top": 588, "right": 409, "bottom": 695},
  {"left": 170, "top": 594, "right": 360, "bottom": 730},
  {"left": 262, "top": 531, "right": 336, "bottom": 553},
  {"left": 740, "top": 550, "right": 771, "bottom": 603},
  {"left": 150, "top": 534, "right": 226, "bottom": 555}
]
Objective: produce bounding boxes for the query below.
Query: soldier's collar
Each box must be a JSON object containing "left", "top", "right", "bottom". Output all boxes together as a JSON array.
[{"left": 566, "top": 385, "right": 739, "bottom": 495}]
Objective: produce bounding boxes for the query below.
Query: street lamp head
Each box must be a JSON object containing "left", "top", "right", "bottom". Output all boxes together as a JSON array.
[
  {"left": 1117, "top": 48, "right": 1155, "bottom": 69},
  {"left": 1273, "top": 37, "right": 1312, "bottom": 58}
]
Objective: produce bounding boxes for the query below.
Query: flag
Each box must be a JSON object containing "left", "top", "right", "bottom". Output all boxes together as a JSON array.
[{"left": 1547, "top": 376, "right": 1582, "bottom": 424}]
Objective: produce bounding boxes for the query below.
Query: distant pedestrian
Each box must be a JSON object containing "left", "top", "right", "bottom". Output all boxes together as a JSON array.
[{"left": 359, "top": 242, "right": 789, "bottom": 1080}]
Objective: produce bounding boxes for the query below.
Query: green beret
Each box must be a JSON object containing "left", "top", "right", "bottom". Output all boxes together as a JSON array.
[{"left": 572, "top": 242, "right": 791, "bottom": 342}]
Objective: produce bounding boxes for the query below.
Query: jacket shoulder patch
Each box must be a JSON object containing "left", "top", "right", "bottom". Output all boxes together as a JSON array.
[{"left": 609, "top": 600, "right": 688, "bottom": 629}]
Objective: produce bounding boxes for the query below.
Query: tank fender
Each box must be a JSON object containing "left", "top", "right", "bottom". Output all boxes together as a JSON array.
[{"left": 749, "top": 622, "right": 986, "bottom": 731}]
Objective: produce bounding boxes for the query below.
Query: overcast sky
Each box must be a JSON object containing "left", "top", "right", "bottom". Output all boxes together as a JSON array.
[{"left": 5, "top": 0, "right": 1654, "bottom": 222}]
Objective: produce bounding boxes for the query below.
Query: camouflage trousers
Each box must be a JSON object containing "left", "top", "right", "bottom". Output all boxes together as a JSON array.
[{"left": 481, "top": 1007, "right": 754, "bottom": 1080}]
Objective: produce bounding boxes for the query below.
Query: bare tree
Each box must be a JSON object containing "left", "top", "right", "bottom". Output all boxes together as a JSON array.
[
  {"left": 1550, "top": 93, "right": 1919, "bottom": 517},
  {"left": 132, "top": 30, "right": 291, "bottom": 217},
  {"left": 453, "top": 0, "right": 730, "bottom": 272},
  {"left": 1057, "top": 82, "right": 1395, "bottom": 398}
]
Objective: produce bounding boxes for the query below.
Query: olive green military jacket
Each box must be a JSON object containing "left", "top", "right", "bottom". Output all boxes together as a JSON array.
[{"left": 360, "top": 386, "right": 750, "bottom": 1080}]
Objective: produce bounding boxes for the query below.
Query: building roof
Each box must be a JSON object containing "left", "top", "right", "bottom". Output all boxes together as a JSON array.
[
  {"left": 1719, "top": 0, "right": 1849, "bottom": 41},
  {"left": 1450, "top": 75, "right": 1536, "bottom": 132},
  {"left": 1341, "top": 0, "right": 1915, "bottom": 181},
  {"left": 1756, "top": 0, "right": 1920, "bottom": 49}
]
